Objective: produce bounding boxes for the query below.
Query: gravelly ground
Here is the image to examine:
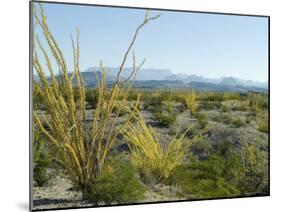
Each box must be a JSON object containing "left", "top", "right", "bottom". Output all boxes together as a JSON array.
[{"left": 33, "top": 100, "right": 268, "bottom": 210}]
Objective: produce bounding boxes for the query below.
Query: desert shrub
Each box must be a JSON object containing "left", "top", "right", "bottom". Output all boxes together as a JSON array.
[
  {"left": 176, "top": 103, "right": 185, "bottom": 113},
  {"left": 166, "top": 101, "right": 173, "bottom": 113},
  {"left": 153, "top": 112, "right": 176, "bottom": 127},
  {"left": 232, "top": 118, "right": 245, "bottom": 128},
  {"left": 189, "top": 139, "right": 212, "bottom": 160},
  {"left": 166, "top": 155, "right": 242, "bottom": 199},
  {"left": 33, "top": 127, "right": 53, "bottom": 187},
  {"left": 112, "top": 103, "right": 128, "bottom": 117},
  {"left": 85, "top": 88, "right": 99, "bottom": 109},
  {"left": 199, "top": 92, "right": 224, "bottom": 102},
  {"left": 127, "top": 90, "right": 140, "bottom": 101},
  {"left": 173, "top": 94, "right": 186, "bottom": 105},
  {"left": 184, "top": 89, "right": 197, "bottom": 115},
  {"left": 143, "top": 94, "right": 163, "bottom": 112},
  {"left": 212, "top": 140, "right": 233, "bottom": 158},
  {"left": 249, "top": 93, "right": 262, "bottom": 114},
  {"left": 83, "top": 160, "right": 146, "bottom": 204},
  {"left": 240, "top": 139, "right": 269, "bottom": 194},
  {"left": 212, "top": 114, "right": 244, "bottom": 128},
  {"left": 33, "top": 4, "right": 159, "bottom": 191},
  {"left": 223, "top": 92, "right": 245, "bottom": 101},
  {"left": 212, "top": 114, "right": 232, "bottom": 125},
  {"left": 257, "top": 113, "right": 269, "bottom": 133},
  {"left": 194, "top": 112, "right": 208, "bottom": 128},
  {"left": 221, "top": 104, "right": 230, "bottom": 113},
  {"left": 167, "top": 138, "right": 268, "bottom": 198},
  {"left": 232, "top": 101, "right": 248, "bottom": 112},
  {"left": 122, "top": 110, "right": 194, "bottom": 183},
  {"left": 199, "top": 101, "right": 222, "bottom": 110}
]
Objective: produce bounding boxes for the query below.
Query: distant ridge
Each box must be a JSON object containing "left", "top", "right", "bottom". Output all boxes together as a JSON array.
[{"left": 35, "top": 67, "right": 268, "bottom": 92}]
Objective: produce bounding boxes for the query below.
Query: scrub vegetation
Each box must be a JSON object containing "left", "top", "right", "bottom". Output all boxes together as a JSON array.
[{"left": 32, "top": 3, "right": 269, "bottom": 210}]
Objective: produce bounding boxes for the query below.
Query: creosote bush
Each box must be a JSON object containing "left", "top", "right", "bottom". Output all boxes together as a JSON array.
[
  {"left": 194, "top": 112, "right": 208, "bottom": 129},
  {"left": 83, "top": 160, "right": 146, "bottom": 204},
  {"left": 212, "top": 114, "right": 245, "bottom": 128},
  {"left": 249, "top": 93, "right": 263, "bottom": 114},
  {"left": 153, "top": 112, "right": 176, "bottom": 127},
  {"left": 199, "top": 101, "right": 222, "bottom": 111},
  {"left": 85, "top": 88, "right": 99, "bottom": 109},
  {"left": 166, "top": 155, "right": 242, "bottom": 199},
  {"left": 170, "top": 138, "right": 269, "bottom": 198},
  {"left": 33, "top": 3, "right": 160, "bottom": 192},
  {"left": 257, "top": 112, "right": 269, "bottom": 133},
  {"left": 240, "top": 138, "right": 269, "bottom": 194},
  {"left": 112, "top": 103, "right": 128, "bottom": 117},
  {"left": 166, "top": 140, "right": 247, "bottom": 199},
  {"left": 33, "top": 127, "right": 53, "bottom": 187}
]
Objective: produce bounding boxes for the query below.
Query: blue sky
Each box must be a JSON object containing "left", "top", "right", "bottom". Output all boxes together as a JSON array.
[{"left": 33, "top": 2, "right": 269, "bottom": 82}]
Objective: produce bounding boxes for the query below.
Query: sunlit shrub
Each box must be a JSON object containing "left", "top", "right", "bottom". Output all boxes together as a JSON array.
[
  {"left": 194, "top": 112, "right": 208, "bottom": 128},
  {"left": 212, "top": 114, "right": 244, "bottom": 128},
  {"left": 257, "top": 113, "right": 269, "bottom": 133},
  {"left": 240, "top": 138, "right": 269, "bottom": 194},
  {"left": 166, "top": 155, "right": 241, "bottom": 199},
  {"left": 199, "top": 101, "right": 222, "bottom": 111},
  {"left": 83, "top": 160, "right": 146, "bottom": 204},
  {"left": 33, "top": 127, "right": 53, "bottom": 187},
  {"left": 153, "top": 112, "right": 176, "bottom": 127}
]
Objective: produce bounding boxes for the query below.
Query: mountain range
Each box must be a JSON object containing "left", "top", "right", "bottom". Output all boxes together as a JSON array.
[{"left": 35, "top": 67, "right": 268, "bottom": 92}]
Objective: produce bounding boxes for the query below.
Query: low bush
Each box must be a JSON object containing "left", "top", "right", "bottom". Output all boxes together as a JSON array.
[
  {"left": 212, "top": 114, "right": 232, "bottom": 125},
  {"left": 194, "top": 112, "right": 208, "bottom": 128},
  {"left": 33, "top": 127, "right": 53, "bottom": 187},
  {"left": 189, "top": 139, "right": 212, "bottom": 160},
  {"left": 83, "top": 160, "right": 146, "bottom": 204},
  {"left": 112, "top": 103, "right": 128, "bottom": 117},
  {"left": 170, "top": 138, "right": 269, "bottom": 197},
  {"left": 232, "top": 118, "right": 245, "bottom": 128},
  {"left": 221, "top": 105, "right": 230, "bottom": 113},
  {"left": 199, "top": 92, "right": 224, "bottom": 102},
  {"left": 166, "top": 155, "right": 242, "bottom": 199},
  {"left": 127, "top": 90, "right": 140, "bottom": 101},
  {"left": 199, "top": 101, "right": 222, "bottom": 111},
  {"left": 257, "top": 113, "right": 269, "bottom": 133},
  {"left": 85, "top": 89, "right": 99, "bottom": 109},
  {"left": 153, "top": 112, "right": 176, "bottom": 127},
  {"left": 223, "top": 92, "right": 245, "bottom": 101},
  {"left": 249, "top": 93, "right": 262, "bottom": 114},
  {"left": 212, "top": 114, "right": 245, "bottom": 128},
  {"left": 240, "top": 139, "right": 269, "bottom": 194},
  {"left": 232, "top": 105, "right": 248, "bottom": 112}
]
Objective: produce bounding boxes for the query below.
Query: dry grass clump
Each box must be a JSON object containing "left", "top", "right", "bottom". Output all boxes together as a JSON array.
[{"left": 33, "top": 3, "right": 160, "bottom": 191}]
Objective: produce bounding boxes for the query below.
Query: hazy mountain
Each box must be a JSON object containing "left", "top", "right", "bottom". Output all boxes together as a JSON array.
[
  {"left": 84, "top": 67, "right": 172, "bottom": 81},
  {"left": 38, "top": 67, "right": 267, "bottom": 92},
  {"left": 220, "top": 77, "right": 239, "bottom": 86},
  {"left": 164, "top": 74, "right": 267, "bottom": 89}
]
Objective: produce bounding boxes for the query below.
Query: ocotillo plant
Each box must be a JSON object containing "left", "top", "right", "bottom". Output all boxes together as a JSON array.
[
  {"left": 184, "top": 89, "right": 197, "bottom": 115},
  {"left": 122, "top": 107, "right": 195, "bottom": 182},
  {"left": 33, "top": 3, "right": 160, "bottom": 191}
]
